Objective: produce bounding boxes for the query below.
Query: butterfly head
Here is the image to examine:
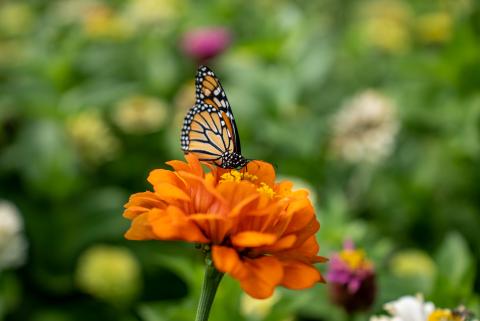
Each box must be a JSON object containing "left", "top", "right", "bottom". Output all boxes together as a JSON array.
[{"left": 221, "top": 152, "right": 249, "bottom": 169}]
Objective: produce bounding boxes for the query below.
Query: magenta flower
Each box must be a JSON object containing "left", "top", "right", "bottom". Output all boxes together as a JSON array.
[
  {"left": 327, "top": 240, "right": 377, "bottom": 314},
  {"left": 180, "top": 27, "right": 231, "bottom": 63}
]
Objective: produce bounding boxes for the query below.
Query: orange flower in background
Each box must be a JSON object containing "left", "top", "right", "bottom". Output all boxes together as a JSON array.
[{"left": 123, "top": 154, "right": 327, "bottom": 299}]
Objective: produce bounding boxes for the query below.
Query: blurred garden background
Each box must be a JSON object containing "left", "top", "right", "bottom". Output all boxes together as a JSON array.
[{"left": 0, "top": 0, "right": 480, "bottom": 320}]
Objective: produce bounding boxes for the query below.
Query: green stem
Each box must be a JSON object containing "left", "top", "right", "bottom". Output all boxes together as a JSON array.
[{"left": 195, "top": 262, "right": 224, "bottom": 321}]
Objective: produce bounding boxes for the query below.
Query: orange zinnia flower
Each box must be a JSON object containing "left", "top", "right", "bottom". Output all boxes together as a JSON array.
[{"left": 123, "top": 155, "right": 327, "bottom": 299}]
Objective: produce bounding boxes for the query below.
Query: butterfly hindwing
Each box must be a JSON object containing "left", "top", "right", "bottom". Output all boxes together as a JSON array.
[{"left": 181, "top": 103, "right": 234, "bottom": 166}]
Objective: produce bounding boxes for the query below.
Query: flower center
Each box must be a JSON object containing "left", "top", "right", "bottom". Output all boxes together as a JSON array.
[
  {"left": 220, "top": 170, "right": 257, "bottom": 183},
  {"left": 220, "top": 170, "right": 275, "bottom": 198},
  {"left": 257, "top": 182, "right": 275, "bottom": 199},
  {"left": 428, "top": 309, "right": 461, "bottom": 321},
  {"left": 339, "top": 249, "right": 371, "bottom": 270}
]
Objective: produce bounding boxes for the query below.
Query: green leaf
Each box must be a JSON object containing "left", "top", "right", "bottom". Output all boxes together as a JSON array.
[{"left": 431, "top": 232, "right": 476, "bottom": 306}]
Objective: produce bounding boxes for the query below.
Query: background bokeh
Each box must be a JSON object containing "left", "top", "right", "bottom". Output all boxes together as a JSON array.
[{"left": 0, "top": 0, "right": 479, "bottom": 320}]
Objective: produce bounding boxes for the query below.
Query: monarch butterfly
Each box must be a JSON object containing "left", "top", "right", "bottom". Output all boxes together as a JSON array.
[{"left": 181, "top": 65, "right": 249, "bottom": 169}]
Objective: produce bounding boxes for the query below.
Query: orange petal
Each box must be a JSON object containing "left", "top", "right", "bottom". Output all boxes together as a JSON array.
[
  {"left": 275, "top": 181, "right": 293, "bottom": 197},
  {"left": 261, "top": 234, "right": 297, "bottom": 252},
  {"left": 245, "top": 160, "right": 275, "bottom": 188},
  {"left": 212, "top": 247, "right": 284, "bottom": 299},
  {"left": 166, "top": 159, "right": 191, "bottom": 172},
  {"left": 241, "top": 198, "right": 283, "bottom": 217},
  {"left": 312, "top": 255, "right": 329, "bottom": 264},
  {"left": 280, "top": 260, "right": 322, "bottom": 289},
  {"left": 189, "top": 214, "right": 231, "bottom": 244},
  {"left": 240, "top": 256, "right": 283, "bottom": 299},
  {"left": 153, "top": 183, "right": 191, "bottom": 202},
  {"left": 217, "top": 181, "right": 259, "bottom": 217},
  {"left": 292, "top": 218, "right": 320, "bottom": 246},
  {"left": 123, "top": 191, "right": 165, "bottom": 219},
  {"left": 179, "top": 172, "right": 228, "bottom": 214},
  {"left": 148, "top": 169, "right": 184, "bottom": 187},
  {"left": 124, "top": 206, "right": 152, "bottom": 219},
  {"left": 230, "top": 194, "right": 260, "bottom": 219},
  {"left": 283, "top": 199, "right": 315, "bottom": 234},
  {"left": 212, "top": 246, "right": 247, "bottom": 279},
  {"left": 204, "top": 172, "right": 217, "bottom": 188},
  {"left": 290, "top": 189, "right": 310, "bottom": 199},
  {"left": 184, "top": 153, "right": 205, "bottom": 176},
  {"left": 231, "top": 231, "right": 277, "bottom": 247},
  {"left": 298, "top": 235, "right": 321, "bottom": 258},
  {"left": 276, "top": 235, "right": 321, "bottom": 262},
  {"left": 124, "top": 212, "right": 157, "bottom": 240},
  {"left": 167, "top": 154, "right": 204, "bottom": 177},
  {"left": 149, "top": 207, "right": 209, "bottom": 243},
  {"left": 217, "top": 181, "right": 257, "bottom": 206}
]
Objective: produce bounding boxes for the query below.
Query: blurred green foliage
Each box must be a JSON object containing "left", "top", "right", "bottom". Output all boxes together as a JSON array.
[{"left": 0, "top": 0, "right": 479, "bottom": 320}]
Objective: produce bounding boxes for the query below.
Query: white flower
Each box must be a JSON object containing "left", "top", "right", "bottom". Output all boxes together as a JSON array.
[
  {"left": 0, "top": 201, "right": 28, "bottom": 269},
  {"left": 385, "top": 295, "right": 435, "bottom": 321},
  {"left": 370, "top": 295, "right": 435, "bottom": 321},
  {"left": 331, "top": 90, "right": 399, "bottom": 164},
  {"left": 372, "top": 295, "right": 479, "bottom": 321}
]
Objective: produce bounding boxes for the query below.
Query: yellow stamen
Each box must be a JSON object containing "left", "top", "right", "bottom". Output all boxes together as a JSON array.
[
  {"left": 242, "top": 172, "right": 258, "bottom": 182},
  {"left": 339, "top": 249, "right": 372, "bottom": 270},
  {"left": 428, "top": 309, "right": 460, "bottom": 321},
  {"left": 257, "top": 182, "right": 275, "bottom": 199},
  {"left": 221, "top": 170, "right": 242, "bottom": 182},
  {"left": 220, "top": 170, "right": 257, "bottom": 183}
]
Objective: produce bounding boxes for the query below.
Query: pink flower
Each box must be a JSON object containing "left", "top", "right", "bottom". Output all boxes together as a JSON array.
[
  {"left": 180, "top": 27, "right": 231, "bottom": 63},
  {"left": 327, "top": 240, "right": 377, "bottom": 313}
]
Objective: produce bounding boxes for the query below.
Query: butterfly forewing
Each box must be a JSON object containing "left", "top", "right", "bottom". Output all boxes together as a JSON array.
[{"left": 195, "top": 65, "right": 241, "bottom": 154}]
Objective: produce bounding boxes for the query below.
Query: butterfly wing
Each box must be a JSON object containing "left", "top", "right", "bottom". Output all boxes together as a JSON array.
[
  {"left": 195, "top": 65, "right": 242, "bottom": 154},
  {"left": 181, "top": 103, "right": 235, "bottom": 166}
]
